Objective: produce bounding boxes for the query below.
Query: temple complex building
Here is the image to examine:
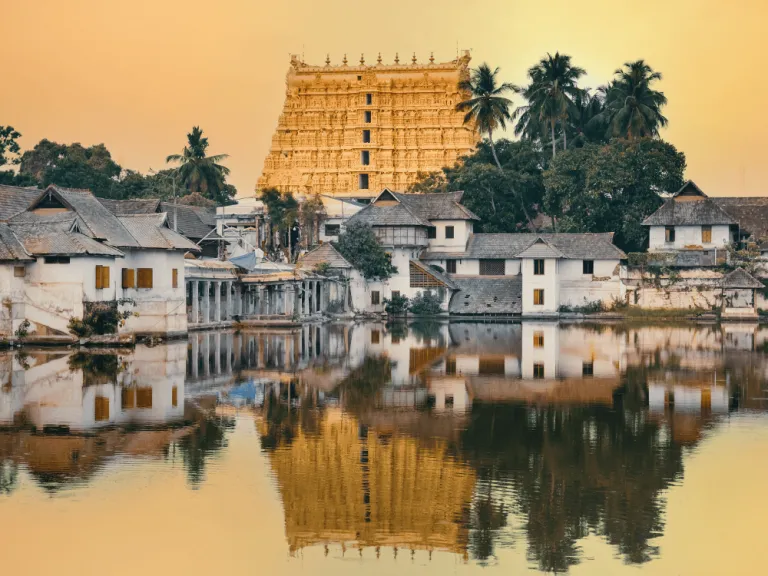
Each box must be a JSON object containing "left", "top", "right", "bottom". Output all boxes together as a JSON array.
[{"left": 257, "top": 52, "right": 479, "bottom": 201}]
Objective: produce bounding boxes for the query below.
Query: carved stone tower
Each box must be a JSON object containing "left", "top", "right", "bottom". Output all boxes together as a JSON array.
[{"left": 256, "top": 51, "right": 478, "bottom": 199}]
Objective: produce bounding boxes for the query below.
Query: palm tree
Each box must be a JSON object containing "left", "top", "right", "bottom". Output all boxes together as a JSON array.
[
  {"left": 567, "top": 88, "right": 606, "bottom": 147},
  {"left": 456, "top": 63, "right": 517, "bottom": 171},
  {"left": 166, "top": 126, "right": 231, "bottom": 203},
  {"left": 600, "top": 60, "right": 668, "bottom": 140},
  {"left": 456, "top": 64, "right": 535, "bottom": 229},
  {"left": 514, "top": 52, "right": 585, "bottom": 156}
]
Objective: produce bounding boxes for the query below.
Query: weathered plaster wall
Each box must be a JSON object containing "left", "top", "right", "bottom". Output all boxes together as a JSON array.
[{"left": 648, "top": 224, "right": 730, "bottom": 251}]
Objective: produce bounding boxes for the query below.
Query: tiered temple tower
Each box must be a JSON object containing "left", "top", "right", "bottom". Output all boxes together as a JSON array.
[{"left": 257, "top": 51, "right": 479, "bottom": 200}]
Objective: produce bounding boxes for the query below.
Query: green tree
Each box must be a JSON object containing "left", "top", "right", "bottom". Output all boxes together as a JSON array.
[
  {"left": 166, "top": 126, "right": 234, "bottom": 205},
  {"left": 334, "top": 221, "right": 397, "bottom": 280},
  {"left": 514, "top": 52, "right": 586, "bottom": 156},
  {"left": 260, "top": 188, "right": 299, "bottom": 256},
  {"left": 598, "top": 60, "right": 668, "bottom": 140},
  {"left": 0, "top": 125, "right": 22, "bottom": 168},
  {"left": 543, "top": 139, "right": 686, "bottom": 250}
]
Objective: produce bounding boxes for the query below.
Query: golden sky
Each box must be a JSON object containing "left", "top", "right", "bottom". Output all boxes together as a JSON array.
[{"left": 3, "top": 0, "right": 767, "bottom": 197}]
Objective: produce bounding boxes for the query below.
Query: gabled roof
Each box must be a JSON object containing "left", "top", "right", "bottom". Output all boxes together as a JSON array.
[
  {"left": 409, "top": 259, "right": 457, "bottom": 290},
  {"left": 97, "top": 197, "right": 219, "bottom": 241},
  {"left": 0, "top": 224, "right": 34, "bottom": 262},
  {"left": 346, "top": 202, "right": 431, "bottom": 227},
  {"left": 298, "top": 243, "right": 352, "bottom": 270},
  {"left": 117, "top": 214, "right": 201, "bottom": 251},
  {"left": 0, "top": 184, "right": 42, "bottom": 220},
  {"left": 673, "top": 180, "right": 708, "bottom": 198},
  {"left": 516, "top": 237, "right": 565, "bottom": 259},
  {"left": 642, "top": 180, "right": 737, "bottom": 226},
  {"left": 720, "top": 268, "right": 763, "bottom": 289},
  {"left": 99, "top": 198, "right": 161, "bottom": 215},
  {"left": 8, "top": 222, "right": 125, "bottom": 257},
  {"left": 350, "top": 189, "right": 479, "bottom": 227},
  {"left": 711, "top": 197, "right": 768, "bottom": 242},
  {"left": 424, "top": 233, "right": 626, "bottom": 260}
]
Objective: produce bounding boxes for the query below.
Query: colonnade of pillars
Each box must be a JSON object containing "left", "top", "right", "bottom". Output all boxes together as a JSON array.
[{"left": 187, "top": 278, "right": 328, "bottom": 325}]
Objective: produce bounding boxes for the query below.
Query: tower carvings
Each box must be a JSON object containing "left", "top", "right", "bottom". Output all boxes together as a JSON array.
[{"left": 257, "top": 52, "right": 478, "bottom": 198}]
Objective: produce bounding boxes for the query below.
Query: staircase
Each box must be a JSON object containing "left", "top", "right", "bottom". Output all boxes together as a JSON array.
[{"left": 21, "top": 284, "right": 84, "bottom": 335}]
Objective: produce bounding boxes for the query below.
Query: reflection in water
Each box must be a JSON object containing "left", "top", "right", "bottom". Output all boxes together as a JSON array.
[{"left": 2, "top": 321, "right": 768, "bottom": 573}]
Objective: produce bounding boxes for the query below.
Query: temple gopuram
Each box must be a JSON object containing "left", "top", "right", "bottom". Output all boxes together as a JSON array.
[{"left": 257, "top": 51, "right": 479, "bottom": 201}]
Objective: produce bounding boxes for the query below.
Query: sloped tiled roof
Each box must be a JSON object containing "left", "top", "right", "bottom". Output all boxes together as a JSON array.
[
  {"left": 711, "top": 197, "right": 768, "bottom": 241},
  {"left": 346, "top": 202, "right": 431, "bottom": 227},
  {"left": 9, "top": 222, "right": 124, "bottom": 257},
  {"left": 720, "top": 268, "right": 763, "bottom": 289},
  {"left": 446, "top": 233, "right": 626, "bottom": 260},
  {"left": 409, "top": 259, "right": 457, "bottom": 289},
  {"left": 99, "top": 198, "right": 161, "bottom": 215},
  {"left": 117, "top": 214, "right": 201, "bottom": 251},
  {"left": 0, "top": 185, "right": 41, "bottom": 220},
  {"left": 298, "top": 243, "right": 352, "bottom": 270},
  {"left": 642, "top": 197, "right": 737, "bottom": 226},
  {"left": 391, "top": 191, "right": 479, "bottom": 221},
  {"left": 449, "top": 277, "right": 522, "bottom": 315},
  {"left": 159, "top": 202, "right": 218, "bottom": 239},
  {"left": 0, "top": 224, "right": 33, "bottom": 261},
  {"left": 516, "top": 237, "right": 565, "bottom": 259}
]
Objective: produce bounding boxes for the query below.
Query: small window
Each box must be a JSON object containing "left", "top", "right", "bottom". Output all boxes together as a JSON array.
[
  {"left": 665, "top": 226, "right": 676, "bottom": 243},
  {"left": 137, "top": 268, "right": 153, "bottom": 289},
  {"left": 702, "top": 225, "right": 712, "bottom": 243},
  {"left": 446, "top": 260, "right": 457, "bottom": 274},
  {"left": 583, "top": 260, "right": 594, "bottom": 275},
  {"left": 357, "top": 75, "right": 362, "bottom": 81},
  {"left": 359, "top": 173, "right": 369, "bottom": 189},
  {"left": 480, "top": 259, "right": 505, "bottom": 275},
  {"left": 445, "top": 395, "right": 454, "bottom": 407},
  {"left": 392, "top": 290, "right": 400, "bottom": 299},
  {"left": 122, "top": 268, "right": 135, "bottom": 289},
  {"left": 44, "top": 256, "right": 70, "bottom": 264},
  {"left": 95, "top": 265, "right": 110, "bottom": 289},
  {"left": 534, "top": 259, "right": 545, "bottom": 275},
  {"left": 371, "top": 290, "right": 380, "bottom": 305},
  {"left": 362, "top": 129, "right": 371, "bottom": 143},
  {"left": 371, "top": 329, "right": 380, "bottom": 344},
  {"left": 533, "top": 331, "right": 544, "bottom": 348},
  {"left": 445, "top": 357, "right": 456, "bottom": 374},
  {"left": 172, "top": 268, "right": 179, "bottom": 289},
  {"left": 361, "top": 150, "right": 370, "bottom": 165},
  {"left": 582, "top": 362, "right": 594, "bottom": 376},
  {"left": 366, "top": 93, "right": 372, "bottom": 105},
  {"left": 533, "top": 363, "right": 545, "bottom": 379},
  {"left": 136, "top": 387, "right": 152, "bottom": 409},
  {"left": 364, "top": 111, "right": 372, "bottom": 123},
  {"left": 427, "top": 226, "right": 436, "bottom": 239},
  {"left": 324, "top": 224, "right": 340, "bottom": 236},
  {"left": 121, "top": 388, "right": 135, "bottom": 410},
  {"left": 533, "top": 289, "right": 545, "bottom": 306},
  {"left": 445, "top": 225, "right": 455, "bottom": 239},
  {"left": 172, "top": 386, "right": 178, "bottom": 407},
  {"left": 13, "top": 266, "right": 25, "bottom": 278}
]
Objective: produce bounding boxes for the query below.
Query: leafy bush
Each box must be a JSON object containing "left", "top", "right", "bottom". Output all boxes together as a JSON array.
[
  {"left": 384, "top": 293, "right": 409, "bottom": 316},
  {"left": 409, "top": 291, "right": 444, "bottom": 315},
  {"left": 14, "top": 319, "right": 30, "bottom": 341},
  {"left": 326, "top": 299, "right": 346, "bottom": 313},
  {"left": 334, "top": 222, "right": 397, "bottom": 280},
  {"left": 68, "top": 301, "right": 134, "bottom": 338}
]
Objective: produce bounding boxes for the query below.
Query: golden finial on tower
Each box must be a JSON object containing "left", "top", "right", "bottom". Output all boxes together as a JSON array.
[
  {"left": 360, "top": 53, "right": 365, "bottom": 65},
  {"left": 394, "top": 52, "right": 400, "bottom": 64},
  {"left": 325, "top": 54, "right": 331, "bottom": 66},
  {"left": 429, "top": 52, "right": 434, "bottom": 64},
  {"left": 342, "top": 53, "right": 348, "bottom": 65},
  {"left": 377, "top": 52, "right": 382, "bottom": 65},
  {"left": 412, "top": 52, "right": 417, "bottom": 64}
]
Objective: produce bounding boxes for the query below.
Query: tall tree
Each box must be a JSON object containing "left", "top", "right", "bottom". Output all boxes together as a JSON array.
[
  {"left": 514, "top": 52, "right": 586, "bottom": 156},
  {"left": 598, "top": 60, "right": 668, "bottom": 140},
  {"left": 0, "top": 125, "right": 22, "bottom": 168},
  {"left": 166, "top": 126, "right": 233, "bottom": 205},
  {"left": 456, "top": 64, "right": 534, "bottom": 228}
]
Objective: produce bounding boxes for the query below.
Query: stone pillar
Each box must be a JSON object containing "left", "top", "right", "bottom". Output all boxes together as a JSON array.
[
  {"left": 202, "top": 281, "right": 211, "bottom": 324},
  {"left": 191, "top": 334, "right": 199, "bottom": 378},
  {"left": 234, "top": 284, "right": 241, "bottom": 316},
  {"left": 214, "top": 281, "right": 222, "bottom": 323},
  {"left": 215, "top": 332, "right": 222, "bottom": 374},
  {"left": 203, "top": 333, "right": 210, "bottom": 376},
  {"left": 226, "top": 281, "right": 233, "bottom": 320},
  {"left": 190, "top": 280, "right": 199, "bottom": 324},
  {"left": 303, "top": 282, "right": 310, "bottom": 316}
]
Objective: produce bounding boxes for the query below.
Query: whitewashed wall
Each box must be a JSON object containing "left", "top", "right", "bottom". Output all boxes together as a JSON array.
[
  {"left": 648, "top": 224, "right": 730, "bottom": 251},
  {"left": 558, "top": 259, "right": 623, "bottom": 308},
  {"left": 521, "top": 258, "right": 559, "bottom": 315},
  {"left": 427, "top": 220, "right": 473, "bottom": 250}
]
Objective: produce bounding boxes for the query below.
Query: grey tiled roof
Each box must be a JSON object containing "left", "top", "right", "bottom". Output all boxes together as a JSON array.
[
  {"left": 158, "top": 202, "right": 219, "bottom": 240},
  {"left": 346, "top": 203, "right": 431, "bottom": 227},
  {"left": 298, "top": 243, "right": 352, "bottom": 269},
  {"left": 0, "top": 185, "right": 41, "bottom": 220},
  {"left": 410, "top": 259, "right": 457, "bottom": 289},
  {"left": 449, "top": 276, "right": 522, "bottom": 314},
  {"left": 99, "top": 198, "right": 161, "bottom": 215},
  {"left": 391, "top": 191, "right": 479, "bottom": 221},
  {"left": 0, "top": 224, "right": 33, "bottom": 261},
  {"left": 711, "top": 197, "right": 768, "bottom": 241},
  {"left": 117, "top": 214, "right": 201, "bottom": 251},
  {"left": 720, "top": 268, "right": 763, "bottom": 289},
  {"left": 642, "top": 197, "right": 737, "bottom": 226},
  {"left": 434, "top": 233, "right": 626, "bottom": 260},
  {"left": 9, "top": 222, "right": 125, "bottom": 257}
]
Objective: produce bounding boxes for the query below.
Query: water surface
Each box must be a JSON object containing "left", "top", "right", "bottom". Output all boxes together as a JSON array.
[{"left": 2, "top": 321, "right": 767, "bottom": 575}]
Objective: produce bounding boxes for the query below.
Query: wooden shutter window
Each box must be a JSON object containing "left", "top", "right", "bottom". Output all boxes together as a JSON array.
[
  {"left": 137, "top": 268, "right": 153, "bottom": 289},
  {"left": 136, "top": 387, "right": 153, "bottom": 409},
  {"left": 172, "top": 386, "right": 178, "bottom": 407},
  {"left": 95, "top": 265, "right": 102, "bottom": 289},
  {"left": 94, "top": 396, "right": 110, "bottom": 421},
  {"left": 172, "top": 268, "right": 179, "bottom": 288},
  {"left": 95, "top": 265, "right": 109, "bottom": 289},
  {"left": 122, "top": 268, "right": 135, "bottom": 289}
]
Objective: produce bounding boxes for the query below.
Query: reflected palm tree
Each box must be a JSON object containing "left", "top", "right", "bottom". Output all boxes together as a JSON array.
[
  {"left": 0, "top": 460, "right": 18, "bottom": 495},
  {"left": 176, "top": 414, "right": 235, "bottom": 486}
]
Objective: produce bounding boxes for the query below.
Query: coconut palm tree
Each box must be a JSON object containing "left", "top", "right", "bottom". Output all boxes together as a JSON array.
[
  {"left": 567, "top": 88, "right": 607, "bottom": 147},
  {"left": 166, "top": 126, "right": 231, "bottom": 204},
  {"left": 514, "top": 53, "right": 585, "bottom": 156},
  {"left": 456, "top": 64, "right": 535, "bottom": 229},
  {"left": 599, "top": 60, "right": 668, "bottom": 140},
  {"left": 456, "top": 63, "right": 517, "bottom": 171}
]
